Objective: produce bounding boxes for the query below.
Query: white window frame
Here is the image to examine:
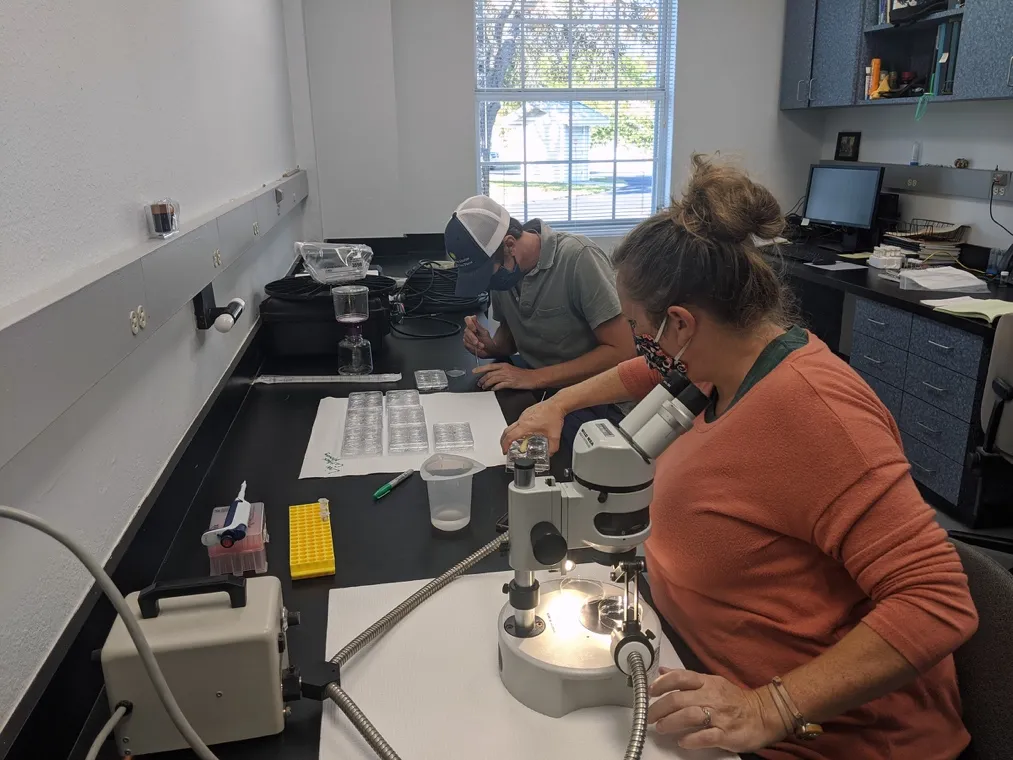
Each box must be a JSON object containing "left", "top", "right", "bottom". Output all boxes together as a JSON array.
[{"left": 474, "top": 1, "right": 677, "bottom": 236}]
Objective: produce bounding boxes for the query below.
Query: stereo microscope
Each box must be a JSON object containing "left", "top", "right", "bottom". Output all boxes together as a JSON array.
[{"left": 498, "top": 370, "right": 709, "bottom": 717}]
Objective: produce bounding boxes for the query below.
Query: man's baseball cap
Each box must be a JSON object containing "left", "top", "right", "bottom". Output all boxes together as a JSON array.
[{"left": 445, "top": 195, "right": 512, "bottom": 298}]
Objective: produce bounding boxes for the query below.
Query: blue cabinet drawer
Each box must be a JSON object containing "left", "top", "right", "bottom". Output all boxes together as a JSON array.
[
  {"left": 850, "top": 332, "right": 908, "bottom": 388},
  {"left": 904, "top": 354, "right": 977, "bottom": 422},
  {"left": 853, "top": 298, "right": 912, "bottom": 350},
  {"left": 857, "top": 370, "right": 903, "bottom": 422},
  {"left": 901, "top": 433, "right": 963, "bottom": 505},
  {"left": 899, "top": 393, "right": 970, "bottom": 463},
  {"left": 909, "top": 316, "right": 984, "bottom": 379}
]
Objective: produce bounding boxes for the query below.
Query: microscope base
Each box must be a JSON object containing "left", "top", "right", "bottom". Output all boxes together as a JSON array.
[{"left": 497, "top": 578, "right": 661, "bottom": 718}]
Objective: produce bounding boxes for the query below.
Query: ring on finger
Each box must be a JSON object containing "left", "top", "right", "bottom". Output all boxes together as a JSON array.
[{"left": 701, "top": 707, "right": 712, "bottom": 728}]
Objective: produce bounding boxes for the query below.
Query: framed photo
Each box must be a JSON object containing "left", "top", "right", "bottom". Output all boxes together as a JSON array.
[{"left": 835, "top": 132, "right": 862, "bottom": 162}]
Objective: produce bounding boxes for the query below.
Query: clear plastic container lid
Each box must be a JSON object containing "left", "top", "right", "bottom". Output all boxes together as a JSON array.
[
  {"left": 415, "top": 369, "right": 449, "bottom": 392},
  {"left": 388, "top": 423, "right": 430, "bottom": 454},
  {"left": 385, "top": 389, "right": 421, "bottom": 408},
  {"left": 388, "top": 406, "right": 427, "bottom": 426},
  {"left": 433, "top": 422, "right": 475, "bottom": 452},
  {"left": 420, "top": 452, "right": 486, "bottom": 480},
  {"left": 296, "top": 242, "right": 373, "bottom": 284},
  {"left": 348, "top": 391, "right": 384, "bottom": 410}
]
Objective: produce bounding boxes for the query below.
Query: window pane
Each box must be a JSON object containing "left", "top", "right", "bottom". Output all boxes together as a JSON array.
[
  {"left": 618, "top": 24, "right": 659, "bottom": 87},
  {"left": 572, "top": 0, "right": 619, "bottom": 20},
  {"left": 484, "top": 164, "right": 526, "bottom": 216},
  {"left": 476, "top": 0, "right": 524, "bottom": 19},
  {"left": 572, "top": 162, "right": 618, "bottom": 221},
  {"left": 619, "top": 0, "right": 661, "bottom": 21},
  {"left": 523, "top": 23, "right": 570, "bottom": 88},
  {"left": 583, "top": 100, "right": 618, "bottom": 162},
  {"left": 519, "top": 101, "right": 573, "bottom": 163},
  {"left": 616, "top": 100, "right": 657, "bottom": 161},
  {"left": 616, "top": 161, "right": 655, "bottom": 219},
  {"left": 571, "top": 24, "right": 617, "bottom": 88},
  {"left": 476, "top": 21, "right": 522, "bottom": 89},
  {"left": 525, "top": 164, "right": 571, "bottom": 221},
  {"left": 526, "top": 0, "right": 571, "bottom": 18},
  {"left": 479, "top": 101, "right": 524, "bottom": 164}
]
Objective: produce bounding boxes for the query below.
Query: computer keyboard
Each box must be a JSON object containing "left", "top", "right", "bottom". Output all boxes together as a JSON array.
[{"left": 778, "top": 243, "right": 837, "bottom": 266}]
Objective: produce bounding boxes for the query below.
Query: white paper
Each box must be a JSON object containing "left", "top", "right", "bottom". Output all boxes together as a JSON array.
[
  {"left": 900, "top": 266, "right": 988, "bottom": 292},
  {"left": 299, "top": 391, "right": 508, "bottom": 478},
  {"left": 321, "top": 564, "right": 738, "bottom": 760},
  {"left": 921, "top": 296, "right": 989, "bottom": 307},
  {"left": 804, "top": 261, "right": 867, "bottom": 271}
]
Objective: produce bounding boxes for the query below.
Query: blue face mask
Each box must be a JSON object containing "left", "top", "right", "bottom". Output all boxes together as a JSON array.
[{"left": 488, "top": 260, "right": 525, "bottom": 291}]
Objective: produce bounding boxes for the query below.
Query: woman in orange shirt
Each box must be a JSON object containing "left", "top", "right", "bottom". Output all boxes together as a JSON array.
[{"left": 501, "top": 155, "right": 978, "bottom": 760}]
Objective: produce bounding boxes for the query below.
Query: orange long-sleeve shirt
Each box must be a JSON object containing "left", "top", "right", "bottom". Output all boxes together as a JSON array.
[{"left": 618, "top": 331, "right": 978, "bottom": 760}]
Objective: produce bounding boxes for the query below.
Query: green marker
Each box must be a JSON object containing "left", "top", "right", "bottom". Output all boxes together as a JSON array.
[{"left": 373, "top": 468, "right": 415, "bottom": 501}]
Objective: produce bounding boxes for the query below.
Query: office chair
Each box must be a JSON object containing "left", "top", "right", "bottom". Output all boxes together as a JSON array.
[
  {"left": 948, "top": 535, "right": 1013, "bottom": 760},
  {"left": 967, "top": 315, "right": 1013, "bottom": 525}
]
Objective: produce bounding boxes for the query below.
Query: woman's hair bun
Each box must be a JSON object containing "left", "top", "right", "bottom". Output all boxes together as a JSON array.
[{"left": 672, "top": 154, "right": 784, "bottom": 243}]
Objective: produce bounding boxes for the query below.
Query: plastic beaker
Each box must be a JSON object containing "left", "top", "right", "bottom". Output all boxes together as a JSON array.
[{"left": 419, "top": 453, "right": 486, "bottom": 531}]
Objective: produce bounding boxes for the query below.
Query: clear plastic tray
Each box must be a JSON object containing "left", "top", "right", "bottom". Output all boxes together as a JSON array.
[
  {"left": 345, "top": 408, "right": 383, "bottom": 428},
  {"left": 342, "top": 420, "right": 383, "bottom": 457},
  {"left": 348, "top": 391, "right": 383, "bottom": 410},
  {"left": 433, "top": 422, "right": 475, "bottom": 452},
  {"left": 296, "top": 242, "right": 373, "bottom": 284},
  {"left": 388, "top": 423, "right": 430, "bottom": 454},
  {"left": 388, "top": 406, "right": 427, "bottom": 426},
  {"left": 415, "top": 369, "right": 449, "bottom": 392},
  {"left": 386, "top": 389, "right": 421, "bottom": 408},
  {"left": 506, "top": 434, "right": 550, "bottom": 473}
]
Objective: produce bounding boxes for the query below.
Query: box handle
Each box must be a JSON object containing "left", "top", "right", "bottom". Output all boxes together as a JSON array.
[{"left": 138, "top": 575, "right": 247, "bottom": 619}]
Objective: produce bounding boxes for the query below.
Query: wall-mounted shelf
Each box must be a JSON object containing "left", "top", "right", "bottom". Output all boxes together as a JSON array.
[
  {"left": 864, "top": 6, "right": 964, "bottom": 33},
  {"left": 851, "top": 93, "right": 958, "bottom": 107},
  {"left": 820, "top": 160, "right": 1011, "bottom": 205}
]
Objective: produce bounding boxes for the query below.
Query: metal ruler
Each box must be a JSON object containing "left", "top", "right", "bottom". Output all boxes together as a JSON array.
[{"left": 253, "top": 373, "right": 402, "bottom": 385}]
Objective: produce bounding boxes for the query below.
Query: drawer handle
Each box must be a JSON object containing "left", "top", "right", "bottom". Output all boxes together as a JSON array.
[
  {"left": 916, "top": 421, "right": 940, "bottom": 435},
  {"left": 922, "top": 381, "right": 946, "bottom": 393},
  {"left": 863, "top": 354, "right": 883, "bottom": 365},
  {"left": 927, "top": 340, "right": 952, "bottom": 351},
  {"left": 866, "top": 318, "right": 887, "bottom": 327},
  {"left": 911, "top": 461, "right": 936, "bottom": 475}
]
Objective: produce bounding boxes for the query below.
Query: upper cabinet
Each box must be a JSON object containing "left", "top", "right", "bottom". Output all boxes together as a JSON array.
[
  {"left": 779, "top": 0, "right": 1013, "bottom": 109},
  {"left": 778, "top": 0, "right": 863, "bottom": 110},
  {"left": 952, "top": 0, "right": 1013, "bottom": 101},
  {"left": 810, "top": 0, "right": 865, "bottom": 106},
  {"left": 779, "top": 0, "right": 818, "bottom": 110}
]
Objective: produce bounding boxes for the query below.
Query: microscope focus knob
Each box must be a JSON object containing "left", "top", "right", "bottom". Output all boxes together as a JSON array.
[{"left": 531, "top": 521, "right": 567, "bottom": 566}]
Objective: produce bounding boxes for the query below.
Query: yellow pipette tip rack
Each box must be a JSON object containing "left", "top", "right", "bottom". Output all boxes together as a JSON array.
[{"left": 289, "top": 499, "right": 335, "bottom": 580}]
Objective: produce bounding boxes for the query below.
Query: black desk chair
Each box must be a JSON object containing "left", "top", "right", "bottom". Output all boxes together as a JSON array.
[
  {"left": 968, "top": 315, "right": 1013, "bottom": 524},
  {"left": 948, "top": 534, "right": 1013, "bottom": 760}
]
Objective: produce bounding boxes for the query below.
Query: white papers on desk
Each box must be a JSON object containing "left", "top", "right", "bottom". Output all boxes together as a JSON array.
[
  {"left": 804, "top": 261, "right": 867, "bottom": 271},
  {"left": 299, "top": 391, "right": 508, "bottom": 478},
  {"left": 898, "top": 266, "right": 989, "bottom": 292},
  {"left": 321, "top": 564, "right": 739, "bottom": 760}
]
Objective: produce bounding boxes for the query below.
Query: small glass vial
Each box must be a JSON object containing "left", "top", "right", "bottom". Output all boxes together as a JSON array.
[{"left": 145, "top": 198, "right": 180, "bottom": 239}]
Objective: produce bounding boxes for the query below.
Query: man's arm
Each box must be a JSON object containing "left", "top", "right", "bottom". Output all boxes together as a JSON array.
[{"left": 529, "top": 315, "right": 634, "bottom": 388}]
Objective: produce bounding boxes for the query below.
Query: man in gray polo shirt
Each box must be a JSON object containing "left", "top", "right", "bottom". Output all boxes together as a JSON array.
[{"left": 446, "top": 195, "right": 634, "bottom": 394}]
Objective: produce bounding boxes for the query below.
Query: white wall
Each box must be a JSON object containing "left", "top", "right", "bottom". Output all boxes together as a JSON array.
[
  {"left": 0, "top": 0, "right": 298, "bottom": 731},
  {"left": 300, "top": 0, "right": 477, "bottom": 239},
  {"left": 391, "top": 0, "right": 478, "bottom": 234},
  {"left": 821, "top": 100, "right": 1013, "bottom": 249},
  {"left": 670, "top": 0, "right": 826, "bottom": 211}
]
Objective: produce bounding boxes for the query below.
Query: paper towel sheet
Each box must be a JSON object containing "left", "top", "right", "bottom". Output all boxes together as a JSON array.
[
  {"left": 299, "top": 391, "right": 508, "bottom": 478},
  {"left": 321, "top": 564, "right": 738, "bottom": 760}
]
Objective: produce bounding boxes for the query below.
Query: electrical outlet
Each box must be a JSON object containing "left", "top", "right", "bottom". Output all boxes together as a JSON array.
[{"left": 993, "top": 172, "right": 1009, "bottom": 187}]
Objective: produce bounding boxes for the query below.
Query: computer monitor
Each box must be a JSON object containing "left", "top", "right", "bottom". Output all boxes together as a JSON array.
[{"left": 803, "top": 164, "right": 885, "bottom": 252}]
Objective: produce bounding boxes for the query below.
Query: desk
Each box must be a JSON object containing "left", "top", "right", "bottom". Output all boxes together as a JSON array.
[{"left": 773, "top": 251, "right": 1012, "bottom": 528}]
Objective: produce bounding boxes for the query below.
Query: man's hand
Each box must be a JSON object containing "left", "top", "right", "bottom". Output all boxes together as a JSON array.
[
  {"left": 463, "top": 316, "right": 498, "bottom": 359},
  {"left": 473, "top": 362, "right": 540, "bottom": 391},
  {"left": 647, "top": 667, "right": 787, "bottom": 752},
  {"left": 500, "top": 399, "right": 566, "bottom": 455}
]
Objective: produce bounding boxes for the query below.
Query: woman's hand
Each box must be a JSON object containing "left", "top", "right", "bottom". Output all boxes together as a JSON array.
[
  {"left": 500, "top": 399, "right": 566, "bottom": 455},
  {"left": 647, "top": 667, "right": 787, "bottom": 752}
]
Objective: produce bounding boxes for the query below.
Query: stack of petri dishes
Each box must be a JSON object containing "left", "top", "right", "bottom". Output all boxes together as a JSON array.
[
  {"left": 414, "top": 369, "right": 449, "bottom": 392},
  {"left": 386, "top": 390, "right": 429, "bottom": 454},
  {"left": 433, "top": 422, "right": 475, "bottom": 452}
]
